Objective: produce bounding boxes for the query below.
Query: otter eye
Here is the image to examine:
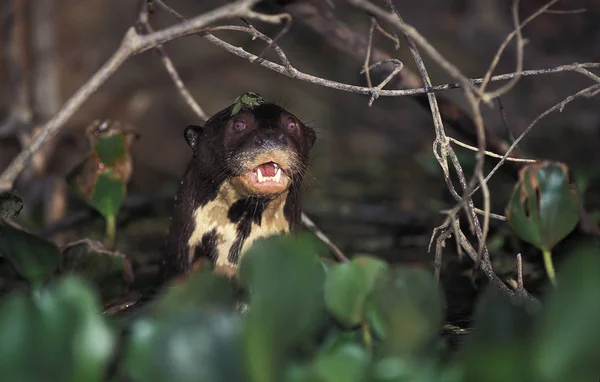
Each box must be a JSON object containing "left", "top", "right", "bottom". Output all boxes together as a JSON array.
[
  {"left": 233, "top": 120, "right": 247, "bottom": 133},
  {"left": 286, "top": 120, "right": 298, "bottom": 133}
]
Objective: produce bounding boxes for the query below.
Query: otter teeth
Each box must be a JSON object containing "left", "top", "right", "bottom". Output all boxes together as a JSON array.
[
  {"left": 256, "top": 167, "right": 282, "bottom": 183},
  {"left": 257, "top": 168, "right": 264, "bottom": 183},
  {"left": 274, "top": 167, "right": 281, "bottom": 183}
]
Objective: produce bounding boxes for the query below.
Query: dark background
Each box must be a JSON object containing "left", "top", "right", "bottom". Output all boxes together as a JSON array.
[{"left": 1, "top": 0, "right": 599, "bottom": 323}]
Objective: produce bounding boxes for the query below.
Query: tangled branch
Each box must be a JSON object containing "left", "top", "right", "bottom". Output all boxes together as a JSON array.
[{"left": 1, "top": 0, "right": 598, "bottom": 305}]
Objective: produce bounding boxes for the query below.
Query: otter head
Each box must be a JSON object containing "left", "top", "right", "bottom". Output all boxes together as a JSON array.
[{"left": 184, "top": 93, "right": 316, "bottom": 199}]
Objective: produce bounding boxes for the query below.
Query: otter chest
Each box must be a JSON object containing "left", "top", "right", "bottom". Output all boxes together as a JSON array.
[{"left": 186, "top": 195, "right": 290, "bottom": 270}]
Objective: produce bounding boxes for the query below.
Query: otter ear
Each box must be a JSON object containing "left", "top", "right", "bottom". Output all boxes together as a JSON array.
[{"left": 184, "top": 125, "right": 203, "bottom": 150}]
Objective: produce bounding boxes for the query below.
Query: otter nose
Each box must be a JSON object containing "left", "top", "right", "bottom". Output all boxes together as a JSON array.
[{"left": 255, "top": 129, "right": 288, "bottom": 148}]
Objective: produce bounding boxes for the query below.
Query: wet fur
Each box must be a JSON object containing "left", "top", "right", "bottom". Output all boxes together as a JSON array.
[{"left": 162, "top": 100, "right": 316, "bottom": 280}]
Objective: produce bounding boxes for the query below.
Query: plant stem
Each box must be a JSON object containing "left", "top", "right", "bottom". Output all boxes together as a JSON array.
[
  {"left": 542, "top": 249, "right": 557, "bottom": 286},
  {"left": 362, "top": 321, "right": 373, "bottom": 356},
  {"left": 105, "top": 215, "right": 116, "bottom": 249}
]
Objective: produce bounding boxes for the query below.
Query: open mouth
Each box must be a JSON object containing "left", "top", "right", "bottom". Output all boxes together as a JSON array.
[{"left": 242, "top": 161, "right": 290, "bottom": 194}]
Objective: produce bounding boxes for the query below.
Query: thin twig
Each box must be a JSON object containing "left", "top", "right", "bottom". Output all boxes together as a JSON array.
[
  {"left": 249, "top": 15, "right": 293, "bottom": 66},
  {"left": 480, "top": 0, "right": 560, "bottom": 93},
  {"left": 360, "top": 59, "right": 405, "bottom": 106},
  {"left": 374, "top": 20, "right": 400, "bottom": 49},
  {"left": 448, "top": 137, "right": 536, "bottom": 162},
  {"left": 363, "top": 17, "right": 376, "bottom": 89},
  {"left": 482, "top": 84, "right": 600, "bottom": 188},
  {"left": 572, "top": 66, "right": 600, "bottom": 84},
  {"left": 440, "top": 207, "right": 507, "bottom": 222},
  {"left": 138, "top": 4, "right": 208, "bottom": 121},
  {"left": 516, "top": 253, "right": 525, "bottom": 296},
  {"left": 379, "top": 0, "right": 493, "bottom": 298},
  {"left": 151, "top": 4, "right": 600, "bottom": 98},
  {"left": 481, "top": 0, "right": 525, "bottom": 99},
  {"left": 497, "top": 97, "right": 516, "bottom": 143},
  {"left": 545, "top": 8, "right": 586, "bottom": 14},
  {"left": 449, "top": 0, "right": 561, "bottom": 268},
  {"left": 156, "top": 1, "right": 600, "bottom": 105},
  {"left": 0, "top": 0, "right": 263, "bottom": 191},
  {"left": 349, "top": 0, "right": 490, "bottom": 104},
  {"left": 301, "top": 213, "right": 349, "bottom": 263}
]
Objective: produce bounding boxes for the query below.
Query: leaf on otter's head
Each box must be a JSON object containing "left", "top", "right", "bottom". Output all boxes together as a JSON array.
[{"left": 231, "top": 92, "right": 265, "bottom": 116}]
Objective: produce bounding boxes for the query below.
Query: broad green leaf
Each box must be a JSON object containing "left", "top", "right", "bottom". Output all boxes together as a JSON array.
[
  {"left": 0, "top": 222, "right": 62, "bottom": 286},
  {"left": 61, "top": 239, "right": 133, "bottom": 297},
  {"left": 314, "top": 342, "right": 369, "bottom": 382},
  {"left": 320, "top": 326, "right": 363, "bottom": 355},
  {"left": 0, "top": 191, "right": 23, "bottom": 220},
  {"left": 532, "top": 246, "right": 600, "bottom": 382},
  {"left": 66, "top": 119, "right": 135, "bottom": 221},
  {"left": 149, "top": 267, "right": 236, "bottom": 319},
  {"left": 324, "top": 256, "right": 389, "bottom": 327},
  {"left": 94, "top": 133, "right": 126, "bottom": 166},
  {"left": 91, "top": 171, "right": 125, "bottom": 219},
  {"left": 459, "top": 287, "right": 538, "bottom": 382},
  {"left": 284, "top": 363, "right": 321, "bottom": 382},
  {"left": 0, "top": 276, "right": 115, "bottom": 382},
  {"left": 123, "top": 310, "right": 244, "bottom": 382},
  {"left": 506, "top": 162, "right": 581, "bottom": 251},
  {"left": 239, "top": 234, "right": 328, "bottom": 382},
  {"left": 370, "top": 357, "right": 442, "bottom": 382},
  {"left": 366, "top": 267, "right": 443, "bottom": 356}
]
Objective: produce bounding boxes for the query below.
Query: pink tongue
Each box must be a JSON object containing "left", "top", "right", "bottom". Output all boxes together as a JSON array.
[{"left": 258, "top": 163, "right": 277, "bottom": 177}]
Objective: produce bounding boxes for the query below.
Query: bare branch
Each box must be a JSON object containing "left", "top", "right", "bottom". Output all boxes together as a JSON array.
[
  {"left": 349, "top": 0, "right": 490, "bottom": 103},
  {"left": 138, "top": 5, "right": 208, "bottom": 121},
  {"left": 483, "top": 84, "right": 600, "bottom": 187},
  {"left": 481, "top": 0, "right": 525, "bottom": 99},
  {"left": 0, "top": 0, "right": 262, "bottom": 191},
  {"left": 544, "top": 8, "right": 586, "bottom": 14},
  {"left": 480, "top": 0, "right": 559, "bottom": 94},
  {"left": 439, "top": 207, "right": 507, "bottom": 222},
  {"left": 363, "top": 17, "right": 376, "bottom": 89},
  {"left": 301, "top": 214, "right": 349, "bottom": 263},
  {"left": 448, "top": 137, "right": 536, "bottom": 163}
]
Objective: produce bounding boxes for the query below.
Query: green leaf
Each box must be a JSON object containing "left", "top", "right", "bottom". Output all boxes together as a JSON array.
[
  {"left": 231, "top": 92, "right": 265, "bottom": 116},
  {"left": 531, "top": 246, "right": 600, "bottom": 382},
  {"left": 239, "top": 234, "right": 328, "bottom": 382},
  {"left": 366, "top": 267, "right": 443, "bottom": 356},
  {"left": 91, "top": 171, "right": 125, "bottom": 219},
  {"left": 370, "top": 357, "right": 442, "bottom": 382},
  {"left": 459, "top": 287, "right": 538, "bottom": 382},
  {"left": 284, "top": 363, "right": 320, "bottom": 382},
  {"left": 149, "top": 266, "right": 236, "bottom": 319},
  {"left": 0, "top": 276, "right": 116, "bottom": 382},
  {"left": 123, "top": 310, "right": 244, "bottom": 382},
  {"left": 94, "top": 133, "right": 126, "bottom": 166},
  {"left": 0, "top": 222, "right": 62, "bottom": 286},
  {"left": 324, "top": 256, "right": 389, "bottom": 327},
  {"left": 506, "top": 162, "right": 581, "bottom": 251},
  {"left": 61, "top": 239, "right": 133, "bottom": 297},
  {"left": 320, "top": 326, "right": 363, "bottom": 355},
  {"left": 66, "top": 120, "right": 135, "bottom": 222},
  {"left": 314, "top": 342, "right": 369, "bottom": 382},
  {"left": 0, "top": 191, "right": 23, "bottom": 220}
]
